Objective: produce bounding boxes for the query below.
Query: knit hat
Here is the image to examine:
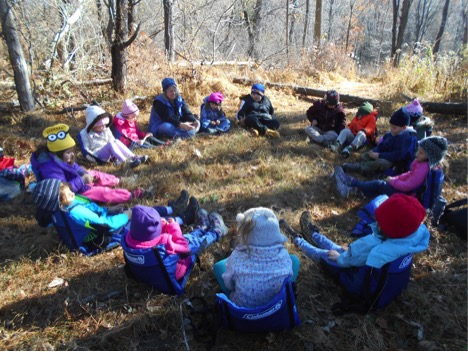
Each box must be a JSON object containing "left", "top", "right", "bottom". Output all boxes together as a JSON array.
[
  {"left": 207, "top": 92, "right": 224, "bottom": 104},
  {"left": 324, "top": 90, "right": 340, "bottom": 105},
  {"left": 126, "top": 205, "right": 162, "bottom": 248},
  {"left": 85, "top": 105, "right": 112, "bottom": 131},
  {"left": 375, "top": 194, "right": 426, "bottom": 239},
  {"left": 419, "top": 136, "right": 448, "bottom": 169},
  {"left": 251, "top": 83, "right": 265, "bottom": 95},
  {"left": 162, "top": 77, "right": 177, "bottom": 91},
  {"left": 356, "top": 101, "right": 373, "bottom": 117},
  {"left": 236, "top": 207, "right": 287, "bottom": 247},
  {"left": 43, "top": 123, "right": 76, "bottom": 153},
  {"left": 405, "top": 99, "right": 423, "bottom": 117},
  {"left": 32, "top": 178, "right": 61, "bottom": 212},
  {"left": 121, "top": 99, "right": 139, "bottom": 116},
  {"left": 389, "top": 107, "right": 410, "bottom": 127}
]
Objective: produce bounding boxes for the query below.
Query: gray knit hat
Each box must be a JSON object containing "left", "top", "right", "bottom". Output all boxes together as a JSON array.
[
  {"left": 236, "top": 207, "right": 287, "bottom": 247},
  {"left": 32, "top": 179, "right": 61, "bottom": 212},
  {"left": 418, "top": 136, "right": 448, "bottom": 169}
]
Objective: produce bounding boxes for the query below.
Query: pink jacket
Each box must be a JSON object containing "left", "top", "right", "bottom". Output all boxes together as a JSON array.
[
  {"left": 387, "top": 160, "right": 430, "bottom": 193},
  {"left": 113, "top": 112, "right": 146, "bottom": 147}
]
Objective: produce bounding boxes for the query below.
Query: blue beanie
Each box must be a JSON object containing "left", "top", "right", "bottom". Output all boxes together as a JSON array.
[
  {"left": 161, "top": 77, "right": 177, "bottom": 91},
  {"left": 389, "top": 107, "right": 410, "bottom": 127},
  {"left": 251, "top": 83, "right": 265, "bottom": 94}
]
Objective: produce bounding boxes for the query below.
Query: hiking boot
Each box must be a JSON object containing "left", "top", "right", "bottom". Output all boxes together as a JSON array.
[
  {"left": 209, "top": 212, "right": 229, "bottom": 238},
  {"left": 299, "top": 211, "right": 320, "bottom": 236},
  {"left": 265, "top": 129, "right": 280, "bottom": 138},
  {"left": 249, "top": 128, "right": 259, "bottom": 137},
  {"left": 329, "top": 140, "right": 341, "bottom": 152},
  {"left": 178, "top": 196, "right": 199, "bottom": 225},
  {"left": 342, "top": 162, "right": 361, "bottom": 173},
  {"left": 197, "top": 208, "right": 210, "bottom": 230},
  {"left": 279, "top": 219, "right": 302, "bottom": 240},
  {"left": 168, "top": 190, "right": 189, "bottom": 215},
  {"left": 129, "top": 157, "right": 141, "bottom": 168},
  {"left": 139, "top": 155, "right": 149, "bottom": 164},
  {"left": 340, "top": 145, "right": 353, "bottom": 159},
  {"left": 334, "top": 166, "right": 352, "bottom": 198}
]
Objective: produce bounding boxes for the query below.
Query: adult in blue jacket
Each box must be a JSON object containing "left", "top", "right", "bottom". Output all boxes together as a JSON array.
[{"left": 149, "top": 78, "right": 200, "bottom": 140}]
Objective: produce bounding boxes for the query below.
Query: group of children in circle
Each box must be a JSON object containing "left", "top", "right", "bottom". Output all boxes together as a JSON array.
[{"left": 29, "top": 76, "right": 448, "bottom": 310}]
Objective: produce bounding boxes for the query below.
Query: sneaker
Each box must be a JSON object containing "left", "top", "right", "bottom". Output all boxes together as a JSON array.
[
  {"left": 329, "top": 141, "right": 341, "bottom": 152},
  {"left": 168, "top": 190, "right": 189, "bottom": 215},
  {"left": 209, "top": 212, "right": 229, "bottom": 238},
  {"left": 197, "top": 208, "right": 210, "bottom": 230},
  {"left": 299, "top": 211, "right": 320, "bottom": 236},
  {"left": 129, "top": 157, "right": 141, "bottom": 168},
  {"left": 178, "top": 196, "right": 199, "bottom": 225},
  {"left": 265, "top": 129, "right": 280, "bottom": 138},
  {"left": 279, "top": 219, "right": 302, "bottom": 240},
  {"left": 334, "top": 166, "right": 352, "bottom": 198},
  {"left": 340, "top": 145, "right": 352, "bottom": 159},
  {"left": 342, "top": 162, "right": 361, "bottom": 173},
  {"left": 139, "top": 155, "right": 149, "bottom": 164},
  {"left": 249, "top": 128, "right": 259, "bottom": 137}
]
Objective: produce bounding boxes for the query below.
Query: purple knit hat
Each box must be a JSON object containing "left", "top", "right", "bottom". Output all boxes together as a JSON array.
[
  {"left": 125, "top": 205, "right": 162, "bottom": 248},
  {"left": 405, "top": 99, "right": 423, "bottom": 116}
]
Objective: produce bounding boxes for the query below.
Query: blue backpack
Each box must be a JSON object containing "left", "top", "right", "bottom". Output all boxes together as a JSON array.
[
  {"left": 418, "top": 168, "right": 444, "bottom": 210},
  {"left": 215, "top": 277, "right": 300, "bottom": 332},
  {"left": 121, "top": 239, "right": 196, "bottom": 295},
  {"left": 351, "top": 194, "right": 389, "bottom": 238}
]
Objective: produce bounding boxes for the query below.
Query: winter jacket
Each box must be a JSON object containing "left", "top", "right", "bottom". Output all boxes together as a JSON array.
[
  {"left": 64, "top": 195, "right": 129, "bottom": 233},
  {"left": 374, "top": 130, "right": 417, "bottom": 163},
  {"left": 112, "top": 112, "right": 146, "bottom": 147},
  {"left": 337, "top": 222, "right": 430, "bottom": 269},
  {"left": 387, "top": 160, "right": 430, "bottom": 193},
  {"left": 199, "top": 97, "right": 229, "bottom": 130},
  {"left": 79, "top": 110, "right": 115, "bottom": 157},
  {"left": 348, "top": 111, "right": 378, "bottom": 141},
  {"left": 31, "top": 150, "right": 90, "bottom": 194},
  {"left": 149, "top": 93, "right": 196, "bottom": 134},
  {"left": 222, "top": 244, "right": 292, "bottom": 308},
  {"left": 236, "top": 94, "right": 275, "bottom": 121},
  {"left": 306, "top": 100, "right": 346, "bottom": 133}
]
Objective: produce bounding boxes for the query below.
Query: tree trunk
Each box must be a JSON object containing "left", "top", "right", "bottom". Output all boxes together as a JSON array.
[
  {"left": 314, "top": 0, "right": 322, "bottom": 47},
  {"left": 345, "top": 0, "right": 355, "bottom": 51},
  {"left": 393, "top": 0, "right": 413, "bottom": 67},
  {"left": 0, "top": 0, "right": 34, "bottom": 111},
  {"left": 326, "top": 0, "right": 335, "bottom": 42},
  {"left": 128, "top": 0, "right": 135, "bottom": 35},
  {"left": 286, "top": 0, "right": 289, "bottom": 57},
  {"left": 242, "top": 0, "right": 263, "bottom": 60},
  {"left": 111, "top": 0, "right": 128, "bottom": 93},
  {"left": 391, "top": 0, "right": 399, "bottom": 57},
  {"left": 433, "top": 0, "right": 450, "bottom": 55},
  {"left": 302, "top": 0, "right": 310, "bottom": 49},
  {"left": 163, "top": 0, "right": 175, "bottom": 62}
]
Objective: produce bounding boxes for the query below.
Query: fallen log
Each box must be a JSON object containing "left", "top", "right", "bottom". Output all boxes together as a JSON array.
[{"left": 233, "top": 77, "right": 467, "bottom": 116}]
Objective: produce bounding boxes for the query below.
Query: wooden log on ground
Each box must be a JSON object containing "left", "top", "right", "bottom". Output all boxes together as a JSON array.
[{"left": 234, "top": 77, "right": 467, "bottom": 116}]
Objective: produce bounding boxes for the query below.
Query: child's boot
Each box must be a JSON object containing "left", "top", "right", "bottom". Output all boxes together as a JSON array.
[
  {"left": 340, "top": 145, "right": 353, "bottom": 158},
  {"left": 178, "top": 196, "right": 199, "bottom": 225},
  {"left": 265, "top": 129, "right": 280, "bottom": 138},
  {"left": 168, "top": 189, "right": 189, "bottom": 215},
  {"left": 196, "top": 208, "right": 210, "bottom": 231},
  {"left": 208, "top": 212, "right": 229, "bottom": 239},
  {"left": 329, "top": 140, "right": 341, "bottom": 152},
  {"left": 279, "top": 219, "right": 302, "bottom": 240}
]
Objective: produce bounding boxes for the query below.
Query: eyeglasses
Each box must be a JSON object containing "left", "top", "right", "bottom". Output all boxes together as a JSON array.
[
  {"left": 47, "top": 131, "right": 68, "bottom": 142},
  {"left": 251, "top": 90, "right": 262, "bottom": 96}
]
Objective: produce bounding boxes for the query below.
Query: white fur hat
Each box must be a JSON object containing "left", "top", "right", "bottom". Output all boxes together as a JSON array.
[{"left": 236, "top": 207, "right": 287, "bottom": 247}]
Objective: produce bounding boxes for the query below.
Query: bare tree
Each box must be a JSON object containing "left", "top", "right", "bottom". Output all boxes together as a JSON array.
[
  {"left": 326, "top": 0, "right": 335, "bottom": 42},
  {"left": 163, "top": 0, "right": 175, "bottom": 62},
  {"left": 314, "top": 0, "right": 322, "bottom": 47},
  {"left": 302, "top": 0, "right": 310, "bottom": 49},
  {"left": 433, "top": 0, "right": 450, "bottom": 54},
  {"left": 0, "top": 0, "right": 34, "bottom": 111},
  {"left": 241, "top": 0, "right": 263, "bottom": 59},
  {"left": 392, "top": 0, "right": 413, "bottom": 66}
]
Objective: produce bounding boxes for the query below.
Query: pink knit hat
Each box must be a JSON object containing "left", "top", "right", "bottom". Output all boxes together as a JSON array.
[
  {"left": 405, "top": 99, "right": 423, "bottom": 116},
  {"left": 122, "top": 99, "right": 139, "bottom": 116},
  {"left": 207, "top": 92, "right": 224, "bottom": 104}
]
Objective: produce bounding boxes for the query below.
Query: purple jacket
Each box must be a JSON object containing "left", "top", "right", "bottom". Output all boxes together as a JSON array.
[{"left": 31, "top": 151, "right": 89, "bottom": 194}]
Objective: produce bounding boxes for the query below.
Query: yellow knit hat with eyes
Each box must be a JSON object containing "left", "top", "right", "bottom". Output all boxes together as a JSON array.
[{"left": 43, "top": 123, "right": 76, "bottom": 152}]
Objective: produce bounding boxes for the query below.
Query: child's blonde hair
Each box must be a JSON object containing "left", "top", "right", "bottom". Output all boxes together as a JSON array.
[{"left": 58, "top": 182, "right": 73, "bottom": 207}]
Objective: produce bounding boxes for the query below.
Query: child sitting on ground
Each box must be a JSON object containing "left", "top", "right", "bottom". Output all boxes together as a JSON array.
[
  {"left": 329, "top": 101, "right": 377, "bottom": 158},
  {"left": 199, "top": 92, "right": 231, "bottom": 134},
  {"left": 79, "top": 105, "right": 148, "bottom": 168},
  {"left": 280, "top": 194, "right": 429, "bottom": 269},
  {"left": 125, "top": 205, "right": 228, "bottom": 280},
  {"left": 213, "top": 207, "right": 300, "bottom": 308},
  {"left": 342, "top": 107, "right": 417, "bottom": 175},
  {"left": 334, "top": 136, "right": 448, "bottom": 199},
  {"left": 31, "top": 123, "right": 151, "bottom": 204},
  {"left": 405, "top": 99, "right": 433, "bottom": 140},
  {"left": 113, "top": 99, "right": 165, "bottom": 149},
  {"left": 236, "top": 84, "right": 281, "bottom": 138}
]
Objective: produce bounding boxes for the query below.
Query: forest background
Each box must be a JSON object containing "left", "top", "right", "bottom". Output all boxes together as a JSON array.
[{"left": 0, "top": 0, "right": 467, "bottom": 350}]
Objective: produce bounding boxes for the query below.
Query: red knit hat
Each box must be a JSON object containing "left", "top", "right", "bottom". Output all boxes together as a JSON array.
[{"left": 375, "top": 194, "right": 426, "bottom": 238}]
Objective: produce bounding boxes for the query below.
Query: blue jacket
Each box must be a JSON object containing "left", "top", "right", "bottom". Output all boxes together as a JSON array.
[
  {"left": 149, "top": 94, "right": 196, "bottom": 134},
  {"left": 64, "top": 195, "right": 129, "bottom": 233},
  {"left": 337, "top": 222, "right": 430, "bottom": 268},
  {"left": 374, "top": 130, "right": 417, "bottom": 163},
  {"left": 199, "top": 97, "right": 228, "bottom": 130}
]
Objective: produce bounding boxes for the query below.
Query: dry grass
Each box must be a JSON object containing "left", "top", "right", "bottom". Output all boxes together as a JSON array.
[{"left": 0, "top": 48, "right": 467, "bottom": 350}]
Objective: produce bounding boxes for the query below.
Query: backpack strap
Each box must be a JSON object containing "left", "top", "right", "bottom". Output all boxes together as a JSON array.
[
  {"left": 445, "top": 198, "right": 468, "bottom": 210},
  {"left": 364, "top": 262, "right": 392, "bottom": 313},
  {"left": 152, "top": 247, "right": 176, "bottom": 295},
  {"left": 285, "top": 281, "right": 296, "bottom": 329},
  {"left": 60, "top": 211, "right": 79, "bottom": 250}
]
